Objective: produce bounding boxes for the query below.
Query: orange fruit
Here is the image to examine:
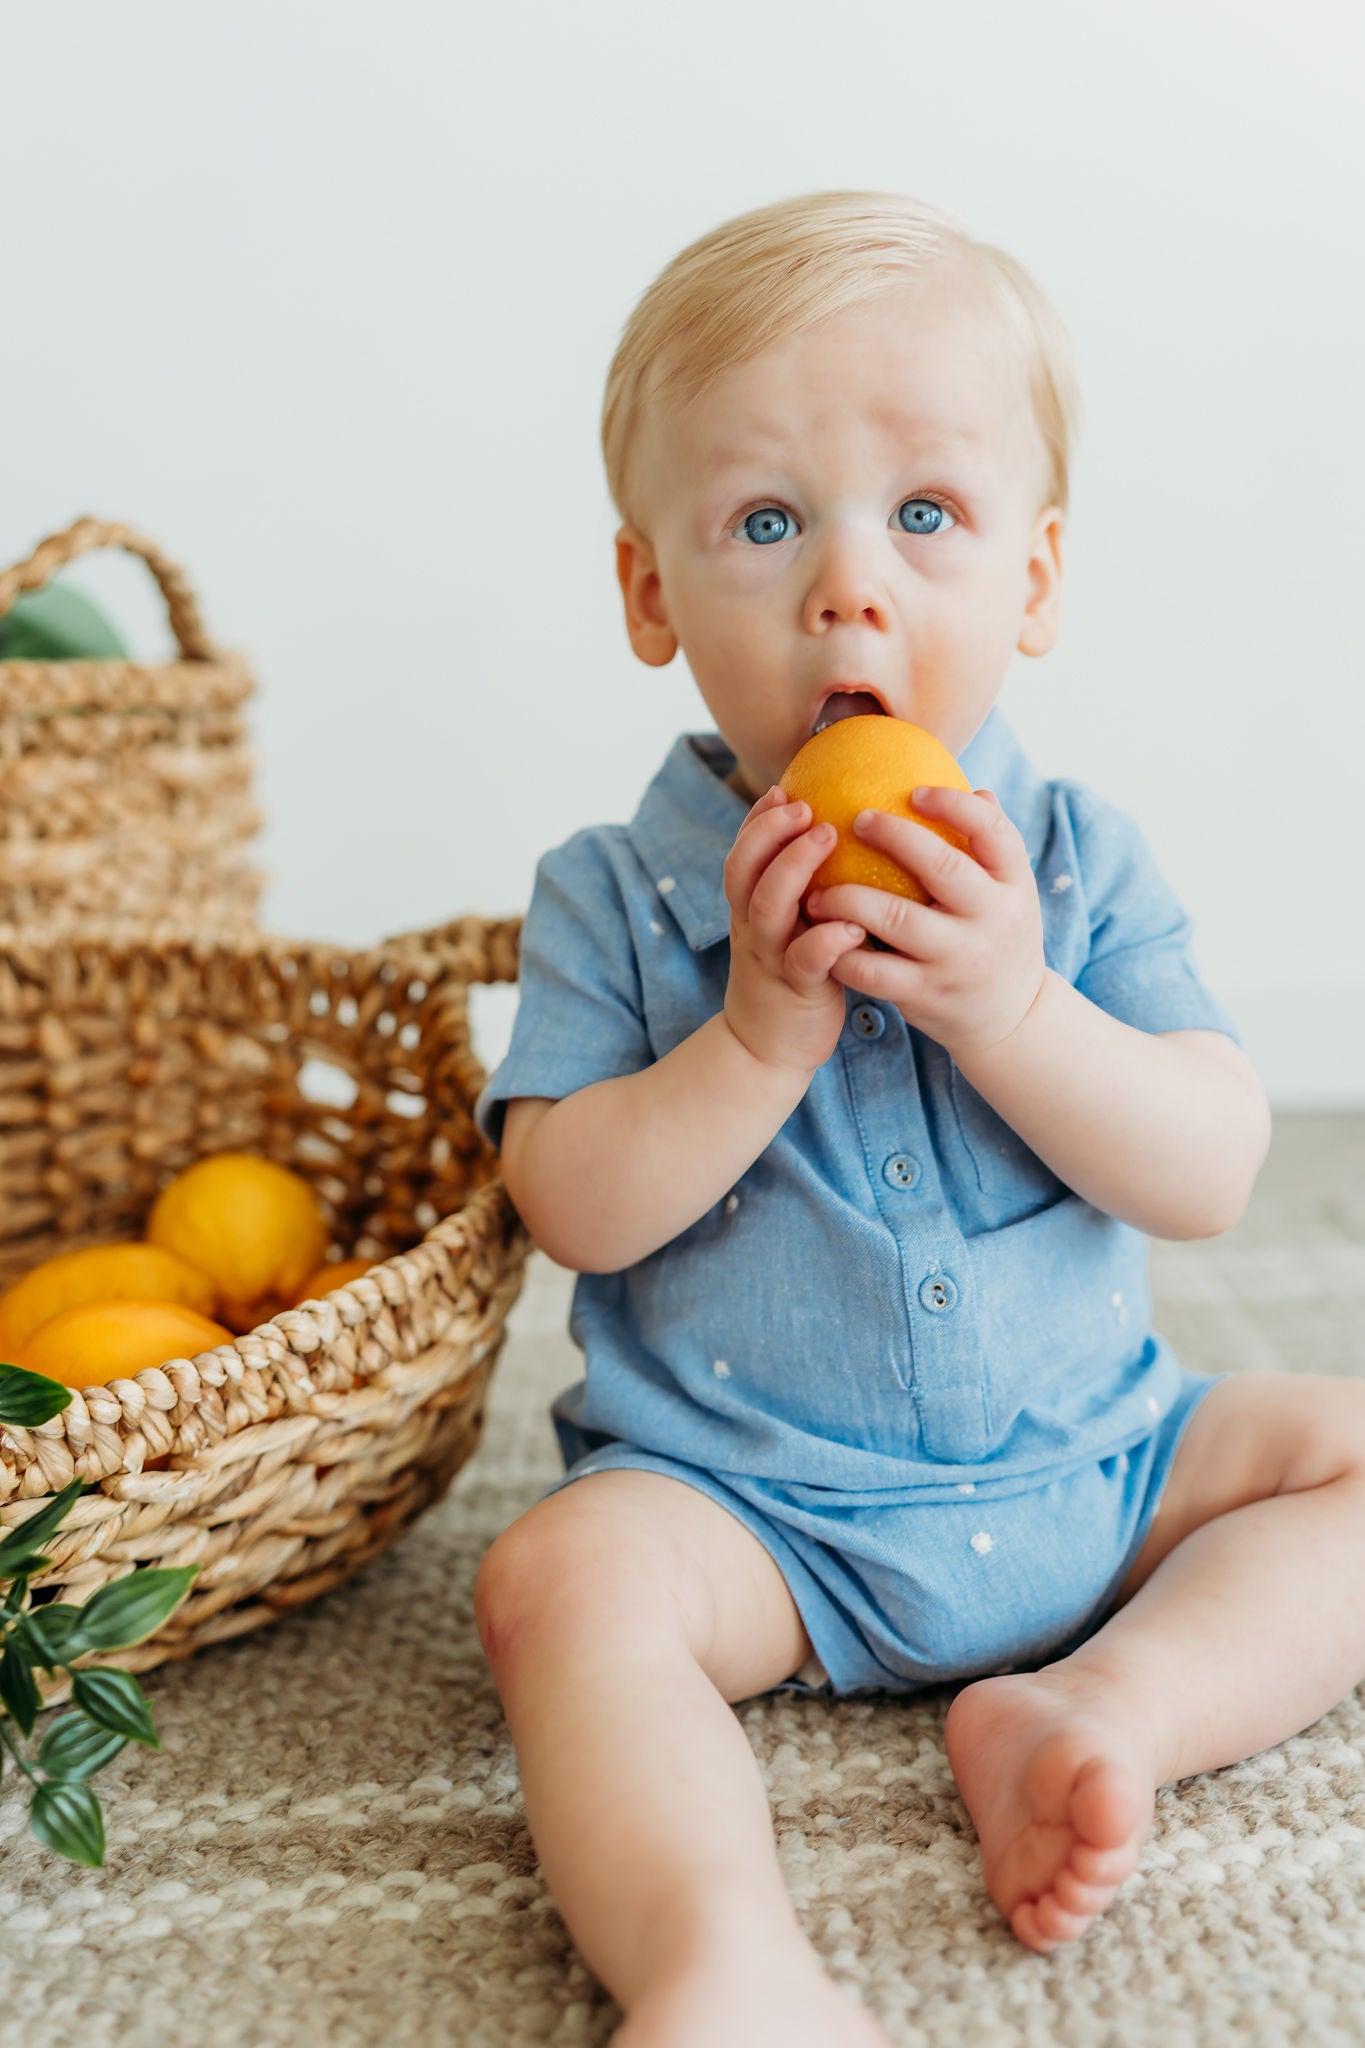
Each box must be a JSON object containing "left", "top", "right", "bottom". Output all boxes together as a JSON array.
[
  {"left": 18, "top": 1299, "right": 234, "bottom": 1390},
  {"left": 290, "top": 1257, "right": 377, "bottom": 1306},
  {"left": 146, "top": 1152, "right": 329, "bottom": 1335},
  {"left": 779, "top": 715, "right": 974, "bottom": 910},
  {"left": 0, "top": 1242, "right": 217, "bottom": 1361}
]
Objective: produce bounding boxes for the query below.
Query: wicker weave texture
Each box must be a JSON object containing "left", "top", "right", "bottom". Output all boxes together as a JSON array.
[
  {"left": 0, "top": 914, "right": 532, "bottom": 1696},
  {"left": 0, "top": 518, "right": 264, "bottom": 928}
]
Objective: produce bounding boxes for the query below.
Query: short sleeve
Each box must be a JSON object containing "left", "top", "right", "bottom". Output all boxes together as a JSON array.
[
  {"left": 1061, "top": 784, "right": 1243, "bottom": 1045},
  {"left": 473, "top": 827, "right": 653, "bottom": 1152}
]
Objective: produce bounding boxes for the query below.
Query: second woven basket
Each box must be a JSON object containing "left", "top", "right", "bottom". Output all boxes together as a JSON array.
[{"left": 0, "top": 516, "right": 264, "bottom": 931}]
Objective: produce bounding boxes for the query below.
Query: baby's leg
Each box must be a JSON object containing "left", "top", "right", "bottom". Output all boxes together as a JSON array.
[
  {"left": 944, "top": 1372, "right": 1365, "bottom": 1953},
  {"left": 474, "top": 1468, "right": 892, "bottom": 2047}
]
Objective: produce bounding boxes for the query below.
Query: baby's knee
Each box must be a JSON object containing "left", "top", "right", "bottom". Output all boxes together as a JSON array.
[
  {"left": 473, "top": 1490, "right": 666, "bottom": 1677},
  {"left": 474, "top": 1522, "right": 548, "bottom": 1675}
]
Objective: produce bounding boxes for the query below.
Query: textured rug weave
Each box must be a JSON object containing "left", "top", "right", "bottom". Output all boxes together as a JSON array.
[{"left": 2, "top": 1111, "right": 1363, "bottom": 2047}]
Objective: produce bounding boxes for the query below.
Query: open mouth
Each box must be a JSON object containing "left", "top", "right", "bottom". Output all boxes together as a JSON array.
[{"left": 810, "top": 688, "right": 889, "bottom": 737}]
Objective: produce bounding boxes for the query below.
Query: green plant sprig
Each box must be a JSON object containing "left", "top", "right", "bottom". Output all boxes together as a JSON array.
[{"left": 0, "top": 1359, "right": 197, "bottom": 1867}]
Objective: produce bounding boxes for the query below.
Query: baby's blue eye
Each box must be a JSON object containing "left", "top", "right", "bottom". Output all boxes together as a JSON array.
[
  {"left": 898, "top": 498, "right": 954, "bottom": 535},
  {"left": 739, "top": 507, "right": 792, "bottom": 546},
  {"left": 734, "top": 498, "right": 956, "bottom": 545}
]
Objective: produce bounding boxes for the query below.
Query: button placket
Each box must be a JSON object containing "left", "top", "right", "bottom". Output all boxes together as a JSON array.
[
  {"left": 840, "top": 1019, "right": 991, "bottom": 1462},
  {"left": 850, "top": 1003, "right": 886, "bottom": 1040},
  {"left": 882, "top": 1153, "right": 920, "bottom": 1189},
  {"left": 918, "top": 1273, "right": 960, "bottom": 1313}
]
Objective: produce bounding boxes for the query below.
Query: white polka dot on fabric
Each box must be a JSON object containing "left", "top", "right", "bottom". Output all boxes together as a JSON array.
[
  {"left": 649, "top": 919, "right": 664, "bottom": 935},
  {"left": 1051, "top": 873, "right": 1074, "bottom": 892},
  {"left": 657, "top": 876, "right": 677, "bottom": 894},
  {"left": 956, "top": 1482, "right": 976, "bottom": 1494},
  {"left": 970, "top": 1531, "right": 996, "bottom": 1555},
  {"left": 1145, "top": 1395, "right": 1160, "bottom": 1416},
  {"left": 724, "top": 1193, "right": 739, "bottom": 1213},
  {"left": 713, "top": 1359, "right": 731, "bottom": 1379}
]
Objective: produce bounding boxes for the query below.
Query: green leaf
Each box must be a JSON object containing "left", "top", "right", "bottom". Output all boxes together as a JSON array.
[
  {"left": 72, "top": 1668, "right": 159, "bottom": 1749},
  {"left": 0, "top": 1478, "right": 84, "bottom": 1578},
  {"left": 11, "top": 1610, "right": 60, "bottom": 1675},
  {"left": 68, "top": 1565, "right": 198, "bottom": 1653},
  {"left": 0, "top": 1554, "right": 49, "bottom": 1588},
  {"left": 0, "top": 1361, "right": 73, "bottom": 1428},
  {"left": 0, "top": 1640, "right": 41, "bottom": 1735},
  {"left": 21, "top": 1602, "right": 85, "bottom": 1671},
  {"left": 37, "top": 1710, "right": 127, "bottom": 1781},
  {"left": 29, "top": 1780, "right": 105, "bottom": 1867}
]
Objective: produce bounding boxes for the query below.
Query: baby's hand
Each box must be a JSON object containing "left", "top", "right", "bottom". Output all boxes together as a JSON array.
[
  {"left": 804, "top": 786, "right": 1047, "bottom": 1058},
  {"left": 722, "top": 784, "right": 868, "bottom": 1077}
]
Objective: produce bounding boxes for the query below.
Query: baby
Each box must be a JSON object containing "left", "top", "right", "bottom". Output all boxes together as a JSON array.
[{"left": 471, "top": 191, "right": 1358, "bottom": 2046}]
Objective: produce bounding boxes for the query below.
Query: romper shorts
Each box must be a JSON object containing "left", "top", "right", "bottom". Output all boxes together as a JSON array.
[{"left": 538, "top": 1366, "right": 1231, "bottom": 1697}]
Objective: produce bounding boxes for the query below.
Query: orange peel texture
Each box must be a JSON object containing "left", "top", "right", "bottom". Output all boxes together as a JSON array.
[{"left": 779, "top": 715, "right": 974, "bottom": 911}]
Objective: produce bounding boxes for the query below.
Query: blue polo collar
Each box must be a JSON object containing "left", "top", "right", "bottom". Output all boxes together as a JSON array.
[{"left": 626, "top": 706, "right": 1028, "bottom": 951}]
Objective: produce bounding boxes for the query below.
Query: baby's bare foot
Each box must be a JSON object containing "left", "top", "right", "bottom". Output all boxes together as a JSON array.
[
  {"left": 612, "top": 1936, "right": 892, "bottom": 2048},
  {"left": 943, "top": 1666, "right": 1156, "bottom": 1953}
]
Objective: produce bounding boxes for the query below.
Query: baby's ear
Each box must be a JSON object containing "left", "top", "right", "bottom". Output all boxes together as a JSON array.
[
  {"left": 1017, "top": 505, "right": 1064, "bottom": 659},
  {"left": 615, "top": 524, "right": 678, "bottom": 666}
]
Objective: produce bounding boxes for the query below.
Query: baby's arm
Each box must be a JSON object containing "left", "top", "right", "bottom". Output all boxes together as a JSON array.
[
  {"left": 501, "top": 783, "right": 865, "bottom": 1273},
  {"left": 951, "top": 971, "right": 1271, "bottom": 1238},
  {"left": 501, "top": 1013, "right": 809, "bottom": 1272}
]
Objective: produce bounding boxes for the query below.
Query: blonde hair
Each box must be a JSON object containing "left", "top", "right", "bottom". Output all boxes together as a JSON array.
[{"left": 602, "top": 189, "right": 1082, "bottom": 532}]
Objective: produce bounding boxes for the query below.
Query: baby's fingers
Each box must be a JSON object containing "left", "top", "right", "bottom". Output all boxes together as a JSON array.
[
  {"left": 746, "top": 782, "right": 789, "bottom": 817},
  {"left": 725, "top": 796, "right": 813, "bottom": 918},
  {"left": 746, "top": 818, "right": 835, "bottom": 941},
  {"left": 785, "top": 915, "right": 866, "bottom": 988}
]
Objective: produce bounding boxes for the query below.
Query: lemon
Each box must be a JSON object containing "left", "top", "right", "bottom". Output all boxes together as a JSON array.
[{"left": 147, "top": 1153, "right": 330, "bottom": 1335}]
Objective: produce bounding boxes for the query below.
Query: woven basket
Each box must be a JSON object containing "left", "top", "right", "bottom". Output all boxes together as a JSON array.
[
  {"left": 0, "top": 912, "right": 530, "bottom": 1702},
  {"left": 0, "top": 517, "right": 264, "bottom": 930}
]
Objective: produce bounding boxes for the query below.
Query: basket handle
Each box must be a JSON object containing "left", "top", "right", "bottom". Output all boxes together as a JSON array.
[
  {"left": 0, "top": 515, "right": 221, "bottom": 662},
  {"left": 382, "top": 912, "right": 523, "bottom": 986}
]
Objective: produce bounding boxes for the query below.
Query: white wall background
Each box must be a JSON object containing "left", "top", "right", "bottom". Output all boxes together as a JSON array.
[{"left": 3, "top": 0, "right": 1362, "bottom": 1107}]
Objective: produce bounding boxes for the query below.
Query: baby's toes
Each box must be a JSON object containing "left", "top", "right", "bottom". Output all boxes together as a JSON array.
[
  {"left": 1072, "top": 1755, "right": 1146, "bottom": 1849},
  {"left": 1051, "top": 1864, "right": 1117, "bottom": 1918},
  {"left": 1011, "top": 1897, "right": 1075, "bottom": 1952},
  {"left": 1070, "top": 1838, "right": 1141, "bottom": 1889},
  {"left": 1032, "top": 1889, "right": 1097, "bottom": 1942}
]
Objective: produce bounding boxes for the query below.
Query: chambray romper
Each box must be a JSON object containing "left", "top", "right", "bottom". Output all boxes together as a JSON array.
[{"left": 473, "top": 707, "right": 1241, "bottom": 1697}]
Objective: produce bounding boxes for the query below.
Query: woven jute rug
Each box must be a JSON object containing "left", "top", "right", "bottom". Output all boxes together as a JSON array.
[{"left": 2, "top": 1111, "right": 1363, "bottom": 2047}]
